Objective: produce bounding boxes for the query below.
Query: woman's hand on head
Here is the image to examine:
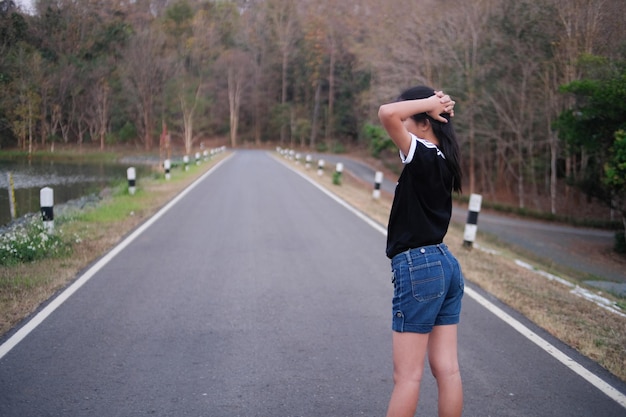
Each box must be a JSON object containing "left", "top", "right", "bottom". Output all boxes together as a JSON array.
[{"left": 428, "top": 91, "right": 455, "bottom": 122}]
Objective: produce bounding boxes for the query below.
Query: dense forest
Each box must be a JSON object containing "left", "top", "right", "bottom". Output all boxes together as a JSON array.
[{"left": 1, "top": 0, "right": 625, "bottom": 235}]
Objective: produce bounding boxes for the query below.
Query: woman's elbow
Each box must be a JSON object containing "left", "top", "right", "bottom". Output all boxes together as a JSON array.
[{"left": 378, "top": 104, "right": 393, "bottom": 123}]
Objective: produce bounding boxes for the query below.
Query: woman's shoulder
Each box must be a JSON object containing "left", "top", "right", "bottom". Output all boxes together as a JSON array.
[{"left": 414, "top": 136, "right": 446, "bottom": 160}]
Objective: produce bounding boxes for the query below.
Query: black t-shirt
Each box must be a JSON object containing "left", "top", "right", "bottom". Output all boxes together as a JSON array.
[{"left": 386, "top": 133, "right": 453, "bottom": 259}]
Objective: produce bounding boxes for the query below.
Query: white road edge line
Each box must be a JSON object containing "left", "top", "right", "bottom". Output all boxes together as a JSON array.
[
  {"left": 465, "top": 286, "right": 626, "bottom": 409},
  {"left": 0, "top": 154, "right": 234, "bottom": 361},
  {"left": 275, "top": 153, "right": 626, "bottom": 410}
]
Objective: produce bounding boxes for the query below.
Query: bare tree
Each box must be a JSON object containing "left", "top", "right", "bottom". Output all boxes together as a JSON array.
[
  {"left": 217, "top": 49, "right": 253, "bottom": 148},
  {"left": 297, "top": 18, "right": 325, "bottom": 149},
  {"left": 439, "top": 0, "right": 495, "bottom": 195},
  {"left": 363, "top": 0, "right": 445, "bottom": 98},
  {"left": 43, "top": 58, "right": 77, "bottom": 145},
  {"left": 488, "top": 1, "right": 556, "bottom": 208},
  {"left": 265, "top": 0, "right": 299, "bottom": 144},
  {"left": 122, "top": 28, "right": 168, "bottom": 150},
  {"left": 8, "top": 45, "right": 42, "bottom": 154},
  {"left": 550, "top": 0, "right": 609, "bottom": 193},
  {"left": 179, "top": 82, "right": 203, "bottom": 155},
  {"left": 93, "top": 78, "right": 110, "bottom": 150},
  {"left": 541, "top": 65, "right": 560, "bottom": 214},
  {"left": 165, "top": 4, "right": 209, "bottom": 155}
]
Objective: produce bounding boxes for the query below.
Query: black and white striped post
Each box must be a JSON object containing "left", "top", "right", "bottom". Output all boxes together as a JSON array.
[
  {"left": 40, "top": 187, "right": 54, "bottom": 233},
  {"left": 463, "top": 193, "right": 483, "bottom": 248},
  {"left": 127, "top": 167, "right": 136, "bottom": 195},
  {"left": 195, "top": 152, "right": 201, "bottom": 165},
  {"left": 183, "top": 155, "right": 190, "bottom": 171},
  {"left": 372, "top": 171, "right": 384, "bottom": 199},
  {"left": 164, "top": 159, "right": 171, "bottom": 180},
  {"left": 305, "top": 154, "right": 312, "bottom": 170},
  {"left": 317, "top": 159, "right": 325, "bottom": 176}
]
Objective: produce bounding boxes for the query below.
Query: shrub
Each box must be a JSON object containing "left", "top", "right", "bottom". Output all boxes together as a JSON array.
[
  {"left": 333, "top": 171, "right": 342, "bottom": 185},
  {"left": 316, "top": 142, "right": 328, "bottom": 153},
  {"left": 118, "top": 122, "right": 137, "bottom": 143},
  {"left": 363, "top": 123, "right": 392, "bottom": 158},
  {"left": 0, "top": 219, "right": 69, "bottom": 266},
  {"left": 332, "top": 141, "right": 346, "bottom": 154}
]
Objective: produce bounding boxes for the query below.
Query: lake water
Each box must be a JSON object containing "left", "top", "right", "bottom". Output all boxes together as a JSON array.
[{"left": 0, "top": 156, "right": 151, "bottom": 227}]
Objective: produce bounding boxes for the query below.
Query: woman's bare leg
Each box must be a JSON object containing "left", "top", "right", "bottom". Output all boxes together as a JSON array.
[
  {"left": 385, "top": 331, "right": 430, "bottom": 417},
  {"left": 428, "top": 325, "right": 463, "bottom": 417}
]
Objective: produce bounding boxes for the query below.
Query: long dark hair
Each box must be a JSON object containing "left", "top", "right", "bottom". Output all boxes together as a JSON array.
[{"left": 398, "top": 85, "right": 463, "bottom": 193}]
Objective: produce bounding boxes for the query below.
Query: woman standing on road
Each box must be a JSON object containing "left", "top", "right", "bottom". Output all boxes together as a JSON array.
[{"left": 378, "top": 86, "right": 464, "bottom": 417}]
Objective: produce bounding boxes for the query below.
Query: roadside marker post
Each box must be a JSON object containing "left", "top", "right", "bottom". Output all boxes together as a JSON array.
[
  {"left": 40, "top": 187, "right": 54, "bottom": 233},
  {"left": 164, "top": 159, "right": 171, "bottom": 180},
  {"left": 463, "top": 193, "right": 482, "bottom": 248},
  {"left": 373, "top": 171, "right": 383, "bottom": 199},
  {"left": 127, "top": 167, "right": 136, "bottom": 195},
  {"left": 305, "top": 154, "right": 312, "bottom": 170},
  {"left": 183, "top": 155, "right": 189, "bottom": 171},
  {"left": 317, "top": 159, "right": 325, "bottom": 176}
]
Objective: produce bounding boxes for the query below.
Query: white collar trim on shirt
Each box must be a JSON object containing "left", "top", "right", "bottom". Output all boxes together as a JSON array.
[{"left": 400, "top": 133, "right": 446, "bottom": 164}]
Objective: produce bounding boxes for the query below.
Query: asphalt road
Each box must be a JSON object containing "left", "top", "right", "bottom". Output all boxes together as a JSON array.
[{"left": 1, "top": 150, "right": 625, "bottom": 416}]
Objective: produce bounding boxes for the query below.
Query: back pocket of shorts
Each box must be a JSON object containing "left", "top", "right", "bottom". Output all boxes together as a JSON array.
[{"left": 409, "top": 261, "right": 444, "bottom": 302}]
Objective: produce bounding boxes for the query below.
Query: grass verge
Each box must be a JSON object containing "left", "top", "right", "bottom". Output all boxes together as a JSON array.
[{"left": 283, "top": 153, "right": 626, "bottom": 383}]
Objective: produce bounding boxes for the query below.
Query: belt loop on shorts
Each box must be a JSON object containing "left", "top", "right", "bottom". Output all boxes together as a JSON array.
[{"left": 404, "top": 249, "right": 413, "bottom": 266}]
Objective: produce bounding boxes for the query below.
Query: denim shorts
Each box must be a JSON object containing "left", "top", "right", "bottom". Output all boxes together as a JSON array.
[{"left": 390, "top": 243, "right": 464, "bottom": 333}]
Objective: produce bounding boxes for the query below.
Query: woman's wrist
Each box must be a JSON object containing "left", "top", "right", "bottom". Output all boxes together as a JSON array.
[{"left": 427, "top": 94, "right": 441, "bottom": 111}]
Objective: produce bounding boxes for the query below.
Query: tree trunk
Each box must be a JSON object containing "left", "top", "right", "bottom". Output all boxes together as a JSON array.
[
  {"left": 228, "top": 67, "right": 242, "bottom": 148},
  {"left": 468, "top": 107, "right": 476, "bottom": 194},
  {"left": 180, "top": 84, "right": 201, "bottom": 155},
  {"left": 326, "top": 41, "right": 335, "bottom": 144},
  {"left": 280, "top": 49, "right": 288, "bottom": 145},
  {"left": 143, "top": 107, "right": 152, "bottom": 150},
  {"left": 28, "top": 99, "right": 33, "bottom": 157},
  {"left": 309, "top": 80, "right": 321, "bottom": 149},
  {"left": 517, "top": 132, "right": 525, "bottom": 209},
  {"left": 550, "top": 132, "right": 558, "bottom": 214},
  {"left": 97, "top": 80, "right": 110, "bottom": 151}
]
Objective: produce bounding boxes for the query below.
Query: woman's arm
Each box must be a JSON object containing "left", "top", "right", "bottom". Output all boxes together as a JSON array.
[{"left": 378, "top": 92, "right": 454, "bottom": 156}]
